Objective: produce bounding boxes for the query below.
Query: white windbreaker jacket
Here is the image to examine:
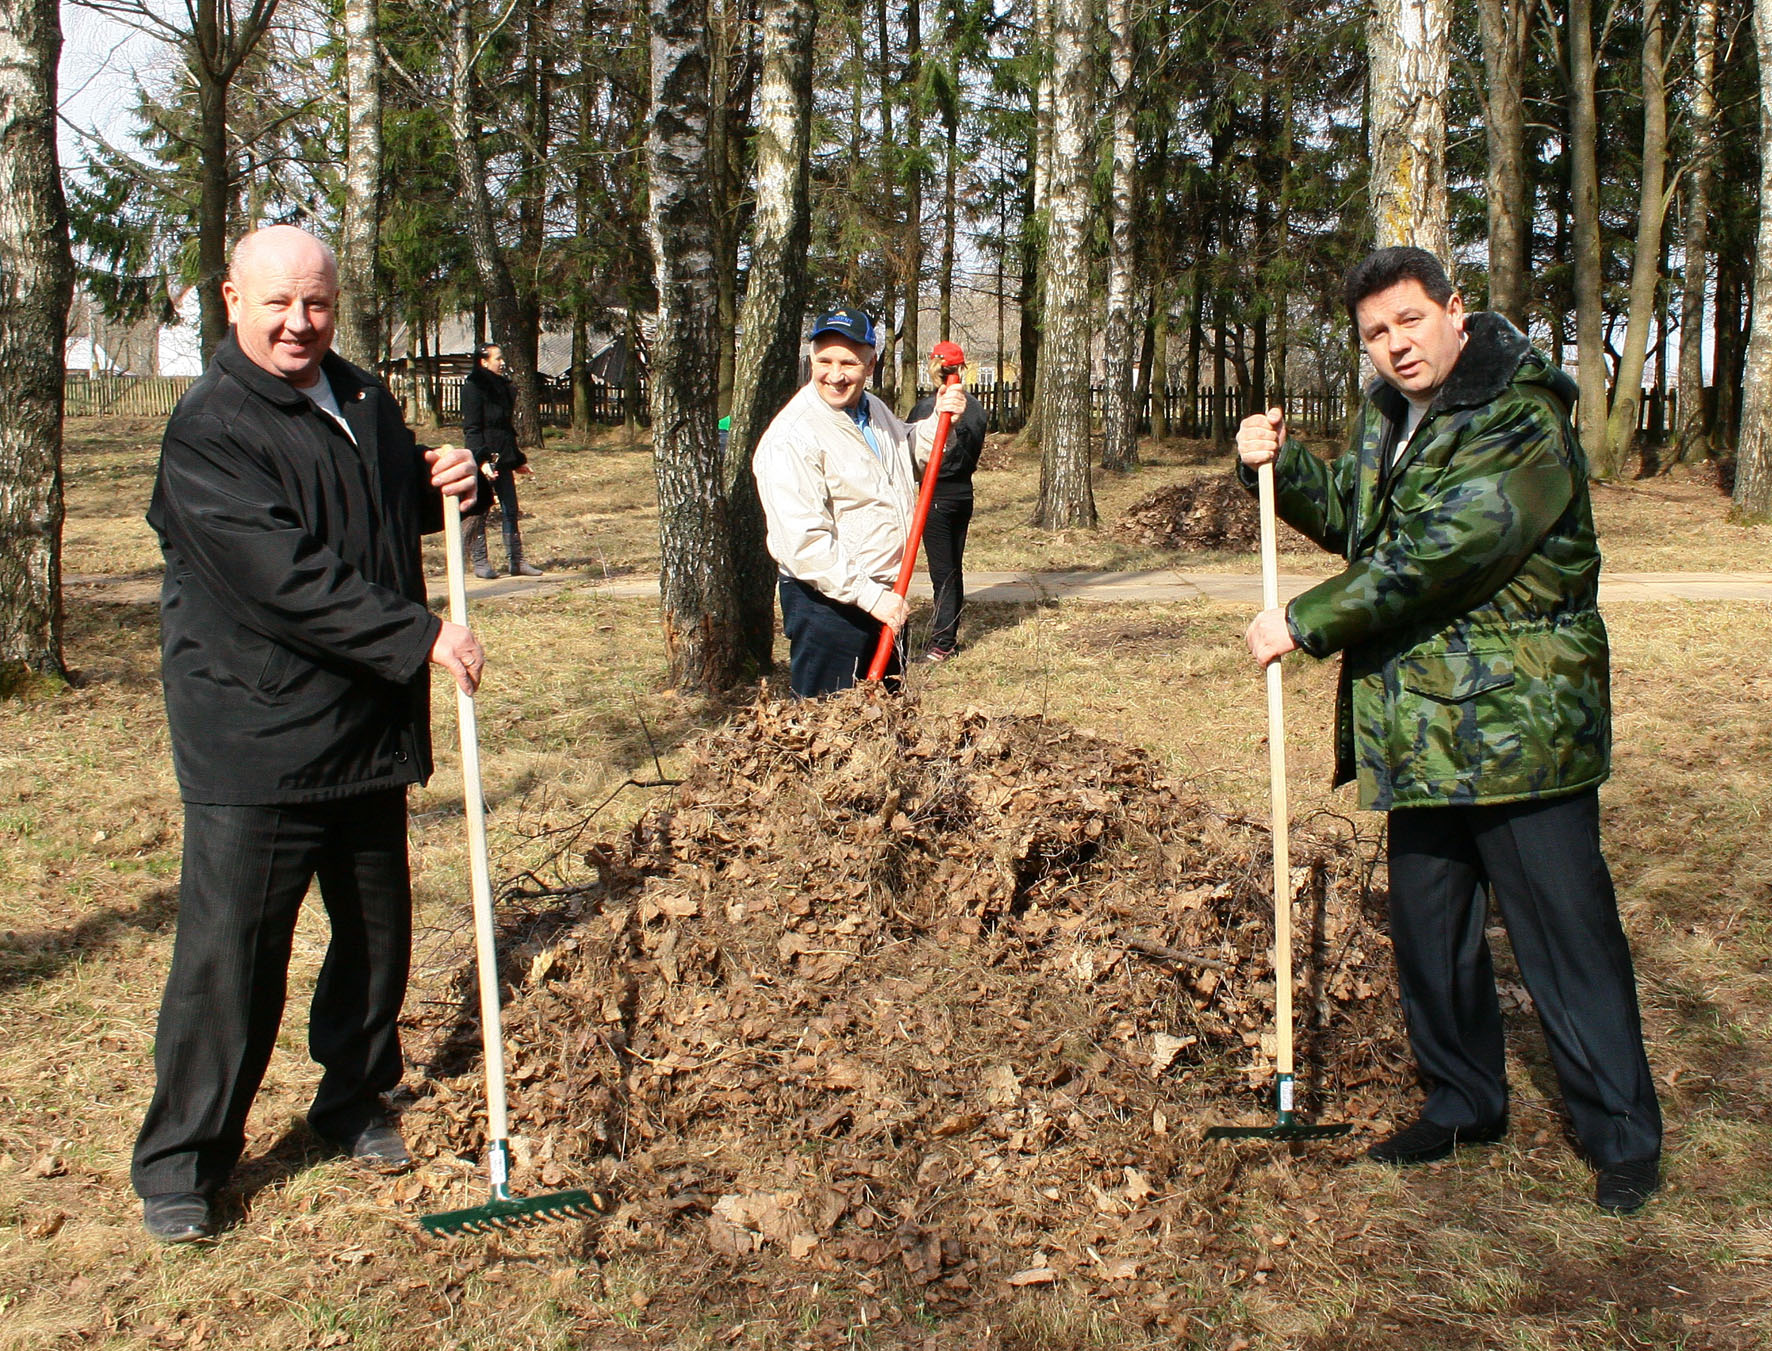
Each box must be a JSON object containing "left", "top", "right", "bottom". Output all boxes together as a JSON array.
[{"left": 753, "top": 382, "right": 937, "bottom": 616}]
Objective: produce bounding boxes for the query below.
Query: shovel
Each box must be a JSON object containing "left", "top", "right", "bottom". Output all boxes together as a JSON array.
[
  {"left": 1205, "top": 459, "right": 1349, "bottom": 1144},
  {"left": 422, "top": 493, "right": 609, "bottom": 1237}
]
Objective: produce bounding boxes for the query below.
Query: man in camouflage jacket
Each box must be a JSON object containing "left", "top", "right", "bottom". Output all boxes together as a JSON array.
[{"left": 1235, "top": 246, "right": 1661, "bottom": 1213}]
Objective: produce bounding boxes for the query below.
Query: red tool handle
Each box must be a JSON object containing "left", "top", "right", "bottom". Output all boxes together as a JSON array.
[{"left": 865, "top": 370, "right": 961, "bottom": 681}]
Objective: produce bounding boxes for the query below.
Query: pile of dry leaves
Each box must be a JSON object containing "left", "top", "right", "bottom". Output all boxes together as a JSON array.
[
  {"left": 401, "top": 694, "right": 1413, "bottom": 1306},
  {"left": 1116, "top": 474, "right": 1265, "bottom": 551}
]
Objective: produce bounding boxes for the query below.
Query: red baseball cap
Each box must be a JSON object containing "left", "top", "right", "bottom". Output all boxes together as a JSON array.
[{"left": 931, "top": 340, "right": 965, "bottom": 366}]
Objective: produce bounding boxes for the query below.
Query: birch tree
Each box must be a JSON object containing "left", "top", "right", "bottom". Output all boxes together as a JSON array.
[
  {"left": 647, "top": 0, "right": 745, "bottom": 688},
  {"left": 1368, "top": 0, "right": 1450, "bottom": 263},
  {"left": 336, "top": 0, "right": 381, "bottom": 365},
  {"left": 727, "top": 0, "right": 817, "bottom": 673},
  {"left": 1099, "top": 0, "right": 1139, "bottom": 472},
  {"left": 1734, "top": 0, "right": 1772, "bottom": 519},
  {"left": 0, "top": 0, "right": 74, "bottom": 692},
  {"left": 1034, "top": 0, "right": 1096, "bottom": 529},
  {"left": 1677, "top": 0, "right": 1720, "bottom": 464}
]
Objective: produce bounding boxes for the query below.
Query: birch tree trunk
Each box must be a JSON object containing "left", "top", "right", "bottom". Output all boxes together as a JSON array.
[
  {"left": 896, "top": 2, "right": 924, "bottom": 419},
  {"left": 337, "top": 0, "right": 381, "bottom": 367},
  {"left": 727, "top": 0, "right": 816, "bottom": 674},
  {"left": 0, "top": 0, "right": 74, "bottom": 692},
  {"left": 1677, "top": 0, "right": 1720, "bottom": 465},
  {"left": 647, "top": 0, "right": 745, "bottom": 688},
  {"left": 1568, "top": 0, "right": 1609, "bottom": 468},
  {"left": 1600, "top": 0, "right": 1669, "bottom": 476},
  {"left": 1367, "top": 0, "right": 1450, "bottom": 264},
  {"left": 1034, "top": 0, "right": 1096, "bottom": 529},
  {"left": 1476, "top": 0, "right": 1531, "bottom": 325},
  {"left": 446, "top": 0, "right": 543, "bottom": 448},
  {"left": 1733, "top": 0, "right": 1772, "bottom": 519},
  {"left": 1099, "top": 0, "right": 1139, "bottom": 472}
]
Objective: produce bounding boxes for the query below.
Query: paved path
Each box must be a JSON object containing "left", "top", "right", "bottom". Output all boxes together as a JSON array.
[
  {"left": 70, "top": 568, "right": 1772, "bottom": 609},
  {"left": 446, "top": 568, "right": 1772, "bottom": 607}
]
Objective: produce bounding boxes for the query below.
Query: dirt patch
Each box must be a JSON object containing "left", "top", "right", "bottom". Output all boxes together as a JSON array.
[
  {"left": 400, "top": 692, "right": 1409, "bottom": 1323},
  {"left": 1115, "top": 474, "right": 1266, "bottom": 551}
]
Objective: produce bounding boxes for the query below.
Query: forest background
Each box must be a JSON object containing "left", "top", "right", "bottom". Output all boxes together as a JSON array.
[{"left": 1, "top": 0, "right": 1770, "bottom": 691}]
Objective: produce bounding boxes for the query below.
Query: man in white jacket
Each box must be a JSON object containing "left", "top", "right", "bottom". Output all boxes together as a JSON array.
[{"left": 754, "top": 310, "right": 967, "bottom": 696}]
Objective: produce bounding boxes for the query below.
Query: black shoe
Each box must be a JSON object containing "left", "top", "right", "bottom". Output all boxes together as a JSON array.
[
  {"left": 329, "top": 1119, "right": 413, "bottom": 1172},
  {"left": 1595, "top": 1157, "right": 1660, "bottom": 1213},
  {"left": 142, "top": 1191, "right": 216, "bottom": 1243},
  {"left": 1366, "top": 1115, "right": 1507, "bottom": 1166}
]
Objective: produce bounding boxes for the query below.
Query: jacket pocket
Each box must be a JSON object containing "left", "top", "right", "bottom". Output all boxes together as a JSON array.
[{"left": 1399, "top": 650, "right": 1515, "bottom": 703}]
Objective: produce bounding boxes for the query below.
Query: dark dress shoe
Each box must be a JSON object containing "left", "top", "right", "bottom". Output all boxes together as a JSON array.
[
  {"left": 1595, "top": 1157, "right": 1660, "bottom": 1213},
  {"left": 142, "top": 1192, "right": 216, "bottom": 1243},
  {"left": 1366, "top": 1115, "right": 1507, "bottom": 1165},
  {"left": 331, "top": 1120, "right": 412, "bottom": 1171}
]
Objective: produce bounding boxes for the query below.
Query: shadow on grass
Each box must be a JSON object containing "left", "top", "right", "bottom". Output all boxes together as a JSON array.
[{"left": 0, "top": 885, "right": 179, "bottom": 994}]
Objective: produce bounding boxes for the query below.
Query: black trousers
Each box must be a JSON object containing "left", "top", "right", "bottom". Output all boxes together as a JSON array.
[
  {"left": 132, "top": 790, "right": 412, "bottom": 1197},
  {"left": 1386, "top": 789, "right": 1661, "bottom": 1167},
  {"left": 920, "top": 495, "right": 973, "bottom": 654},
  {"left": 777, "top": 575, "right": 902, "bottom": 697}
]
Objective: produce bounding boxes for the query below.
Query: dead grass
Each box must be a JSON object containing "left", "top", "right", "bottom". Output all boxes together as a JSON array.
[{"left": 1, "top": 416, "right": 1768, "bottom": 1348}]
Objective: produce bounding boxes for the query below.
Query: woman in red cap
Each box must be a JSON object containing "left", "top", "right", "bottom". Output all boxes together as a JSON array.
[{"left": 908, "top": 341, "right": 987, "bottom": 662}]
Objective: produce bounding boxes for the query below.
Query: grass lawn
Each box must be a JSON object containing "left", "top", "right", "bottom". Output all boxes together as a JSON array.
[{"left": 0, "top": 415, "right": 1767, "bottom": 1348}]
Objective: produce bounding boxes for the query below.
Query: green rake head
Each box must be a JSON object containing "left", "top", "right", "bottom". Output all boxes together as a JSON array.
[
  {"left": 421, "top": 1187, "right": 608, "bottom": 1237},
  {"left": 421, "top": 1141, "right": 611, "bottom": 1238},
  {"left": 1205, "top": 1073, "right": 1351, "bottom": 1142}
]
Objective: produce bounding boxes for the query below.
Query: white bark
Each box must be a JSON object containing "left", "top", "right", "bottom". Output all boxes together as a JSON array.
[
  {"left": 0, "top": 0, "right": 74, "bottom": 687},
  {"left": 1735, "top": 0, "right": 1772, "bottom": 517},
  {"left": 337, "top": 0, "right": 381, "bottom": 366},
  {"left": 1367, "top": 0, "right": 1450, "bottom": 265},
  {"left": 1677, "top": 0, "right": 1719, "bottom": 463},
  {"left": 1099, "top": 0, "right": 1139, "bottom": 472},
  {"left": 1034, "top": 0, "right": 1096, "bottom": 529}
]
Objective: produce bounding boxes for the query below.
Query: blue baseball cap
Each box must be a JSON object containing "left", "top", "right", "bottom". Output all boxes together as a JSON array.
[{"left": 810, "top": 309, "right": 877, "bottom": 348}]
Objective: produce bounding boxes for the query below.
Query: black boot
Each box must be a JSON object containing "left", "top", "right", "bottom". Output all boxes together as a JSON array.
[
  {"left": 464, "top": 512, "right": 496, "bottom": 579},
  {"left": 506, "top": 526, "right": 543, "bottom": 578}
]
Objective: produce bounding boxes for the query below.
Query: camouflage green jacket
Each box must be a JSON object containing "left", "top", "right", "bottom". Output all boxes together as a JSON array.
[{"left": 1260, "top": 313, "right": 1610, "bottom": 811}]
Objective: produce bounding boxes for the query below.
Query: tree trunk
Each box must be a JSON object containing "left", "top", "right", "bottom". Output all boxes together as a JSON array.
[
  {"left": 727, "top": 0, "right": 816, "bottom": 674},
  {"left": 337, "top": 0, "right": 382, "bottom": 367},
  {"left": 1367, "top": 0, "right": 1450, "bottom": 264},
  {"left": 1476, "top": 0, "right": 1530, "bottom": 324},
  {"left": 1151, "top": 297, "right": 1170, "bottom": 439},
  {"left": 1601, "top": 0, "right": 1669, "bottom": 476},
  {"left": 1676, "top": 0, "right": 1720, "bottom": 465},
  {"left": 1734, "top": 0, "right": 1772, "bottom": 519},
  {"left": 1568, "top": 0, "right": 1609, "bottom": 470},
  {"left": 447, "top": 0, "right": 542, "bottom": 449},
  {"left": 1034, "top": 0, "right": 1097, "bottom": 529},
  {"left": 0, "top": 0, "right": 74, "bottom": 692},
  {"left": 1099, "top": 0, "right": 1139, "bottom": 472},
  {"left": 647, "top": 0, "right": 745, "bottom": 688},
  {"left": 896, "top": 0, "right": 924, "bottom": 418},
  {"left": 939, "top": 99, "right": 956, "bottom": 343}
]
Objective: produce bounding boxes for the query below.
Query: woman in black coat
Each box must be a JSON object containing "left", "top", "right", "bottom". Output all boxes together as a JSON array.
[{"left": 460, "top": 344, "right": 542, "bottom": 577}]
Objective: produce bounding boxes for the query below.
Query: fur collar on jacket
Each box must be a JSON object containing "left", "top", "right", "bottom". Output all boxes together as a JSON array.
[{"left": 1368, "top": 311, "right": 1548, "bottom": 424}]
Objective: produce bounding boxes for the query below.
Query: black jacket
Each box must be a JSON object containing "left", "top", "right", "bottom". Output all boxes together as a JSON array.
[
  {"left": 147, "top": 333, "right": 444, "bottom": 805},
  {"left": 461, "top": 366, "right": 525, "bottom": 472},
  {"left": 907, "top": 390, "right": 986, "bottom": 501}
]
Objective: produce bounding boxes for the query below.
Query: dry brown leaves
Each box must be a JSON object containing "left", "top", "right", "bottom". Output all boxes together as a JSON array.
[
  {"left": 1115, "top": 474, "right": 1263, "bottom": 551},
  {"left": 402, "top": 693, "right": 1413, "bottom": 1313}
]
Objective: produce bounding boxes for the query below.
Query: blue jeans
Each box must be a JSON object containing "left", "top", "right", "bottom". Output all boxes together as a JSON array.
[{"left": 777, "top": 576, "right": 902, "bottom": 697}]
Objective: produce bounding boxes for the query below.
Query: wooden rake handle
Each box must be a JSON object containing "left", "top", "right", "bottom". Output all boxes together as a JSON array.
[
  {"left": 1257, "top": 460, "right": 1295, "bottom": 1081},
  {"left": 443, "top": 495, "right": 511, "bottom": 1148}
]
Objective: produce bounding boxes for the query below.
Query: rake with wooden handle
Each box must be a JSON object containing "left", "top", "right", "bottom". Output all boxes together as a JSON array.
[
  {"left": 421, "top": 493, "right": 610, "bottom": 1236},
  {"left": 1205, "top": 459, "right": 1349, "bottom": 1143}
]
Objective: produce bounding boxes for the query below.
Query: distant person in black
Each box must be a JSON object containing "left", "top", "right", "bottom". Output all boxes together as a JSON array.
[
  {"left": 460, "top": 343, "right": 542, "bottom": 578},
  {"left": 907, "top": 340, "right": 986, "bottom": 662}
]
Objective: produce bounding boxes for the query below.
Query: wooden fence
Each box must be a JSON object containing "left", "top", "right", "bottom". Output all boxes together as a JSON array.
[
  {"left": 64, "top": 375, "right": 196, "bottom": 419},
  {"left": 960, "top": 383, "right": 1352, "bottom": 437}
]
